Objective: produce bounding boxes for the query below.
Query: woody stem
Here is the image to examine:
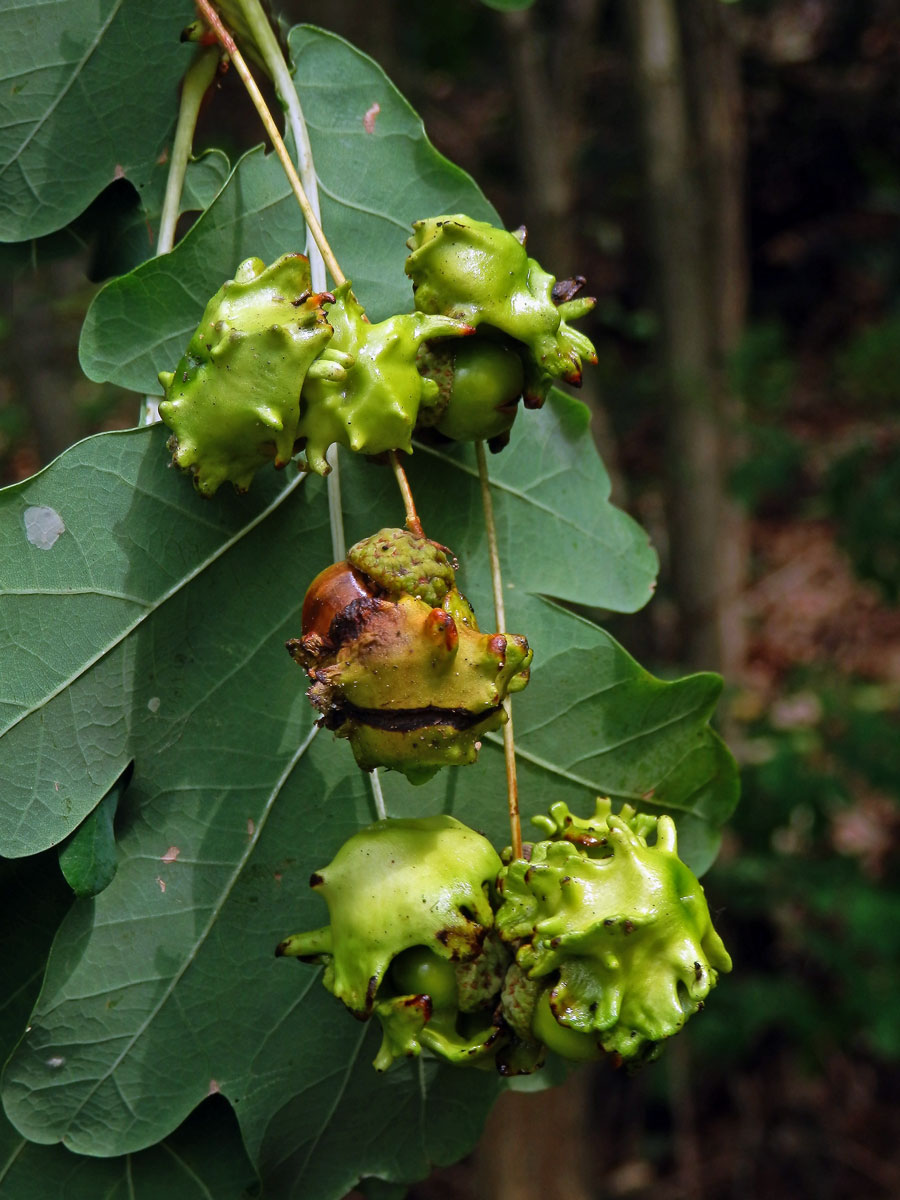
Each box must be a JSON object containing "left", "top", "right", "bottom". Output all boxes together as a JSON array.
[{"left": 475, "top": 440, "right": 522, "bottom": 860}]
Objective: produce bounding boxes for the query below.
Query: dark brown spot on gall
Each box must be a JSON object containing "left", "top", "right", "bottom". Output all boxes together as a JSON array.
[
  {"left": 365, "top": 975, "right": 379, "bottom": 1012},
  {"left": 405, "top": 995, "right": 432, "bottom": 1021},
  {"left": 309, "top": 872, "right": 324, "bottom": 888}
]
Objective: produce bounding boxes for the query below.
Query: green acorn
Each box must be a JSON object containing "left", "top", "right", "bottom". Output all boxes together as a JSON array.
[
  {"left": 496, "top": 803, "right": 732, "bottom": 1063},
  {"left": 276, "top": 815, "right": 509, "bottom": 1071},
  {"left": 287, "top": 529, "right": 532, "bottom": 784},
  {"left": 158, "top": 254, "right": 334, "bottom": 496},
  {"left": 416, "top": 337, "right": 525, "bottom": 450},
  {"left": 297, "top": 282, "right": 475, "bottom": 474},
  {"left": 405, "top": 214, "right": 597, "bottom": 409}
]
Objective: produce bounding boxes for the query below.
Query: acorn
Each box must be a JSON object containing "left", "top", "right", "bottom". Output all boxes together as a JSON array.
[{"left": 416, "top": 337, "right": 525, "bottom": 448}]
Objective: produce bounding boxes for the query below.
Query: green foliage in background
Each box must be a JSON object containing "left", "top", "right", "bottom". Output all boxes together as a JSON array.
[{"left": 697, "top": 677, "right": 900, "bottom": 1069}]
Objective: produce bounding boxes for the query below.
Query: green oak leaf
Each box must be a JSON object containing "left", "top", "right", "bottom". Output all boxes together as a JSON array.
[
  {"left": 0, "top": 150, "right": 229, "bottom": 278},
  {"left": 0, "top": 0, "right": 195, "bottom": 242},
  {"left": 0, "top": 427, "right": 303, "bottom": 858},
  {"left": 0, "top": 852, "right": 259, "bottom": 1199}
]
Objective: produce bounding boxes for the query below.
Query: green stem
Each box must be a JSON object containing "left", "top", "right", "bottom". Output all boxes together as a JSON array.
[
  {"left": 475, "top": 440, "right": 522, "bottom": 859},
  {"left": 202, "top": 4, "right": 373, "bottom": 822},
  {"left": 142, "top": 45, "right": 219, "bottom": 426},
  {"left": 156, "top": 47, "right": 219, "bottom": 256}
]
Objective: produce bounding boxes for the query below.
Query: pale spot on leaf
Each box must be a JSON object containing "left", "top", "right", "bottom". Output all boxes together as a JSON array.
[
  {"left": 24, "top": 505, "right": 65, "bottom": 549},
  {"left": 46, "top": 1056, "right": 65, "bottom": 1069},
  {"left": 208, "top": 1079, "right": 220, "bottom": 1095},
  {"left": 247, "top": 818, "right": 255, "bottom": 838},
  {"left": 147, "top": 696, "right": 161, "bottom": 713},
  {"left": 363, "top": 101, "right": 380, "bottom": 133},
  {"left": 161, "top": 846, "right": 180, "bottom": 864},
  {"left": 114, "top": 163, "right": 125, "bottom": 179},
  {"left": 156, "top": 876, "right": 166, "bottom": 893}
]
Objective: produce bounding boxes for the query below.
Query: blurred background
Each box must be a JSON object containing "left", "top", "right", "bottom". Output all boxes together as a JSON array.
[{"left": 3, "top": 1, "right": 899, "bottom": 1196}]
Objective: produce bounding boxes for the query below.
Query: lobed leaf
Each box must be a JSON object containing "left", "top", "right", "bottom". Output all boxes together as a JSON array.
[
  {"left": 0, "top": 0, "right": 195, "bottom": 242},
  {"left": 0, "top": 853, "right": 258, "bottom": 1198}
]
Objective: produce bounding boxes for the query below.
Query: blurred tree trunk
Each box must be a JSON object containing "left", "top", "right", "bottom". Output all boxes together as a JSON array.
[
  {"left": 628, "top": 0, "right": 747, "bottom": 675},
  {"left": 684, "top": 0, "right": 749, "bottom": 682},
  {"left": 473, "top": 1072, "right": 593, "bottom": 1200},
  {"left": 503, "top": 0, "right": 625, "bottom": 502}
]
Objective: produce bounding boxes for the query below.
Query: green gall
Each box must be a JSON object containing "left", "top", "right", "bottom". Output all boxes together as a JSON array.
[
  {"left": 297, "top": 281, "right": 474, "bottom": 474},
  {"left": 158, "top": 254, "right": 334, "bottom": 496},
  {"left": 405, "top": 214, "right": 597, "bottom": 408},
  {"left": 276, "top": 815, "right": 504, "bottom": 1070},
  {"left": 497, "top": 808, "right": 732, "bottom": 1062},
  {"left": 530, "top": 796, "right": 658, "bottom": 857}
]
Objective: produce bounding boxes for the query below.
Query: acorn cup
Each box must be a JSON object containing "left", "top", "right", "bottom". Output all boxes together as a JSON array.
[{"left": 287, "top": 528, "right": 532, "bottom": 784}]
